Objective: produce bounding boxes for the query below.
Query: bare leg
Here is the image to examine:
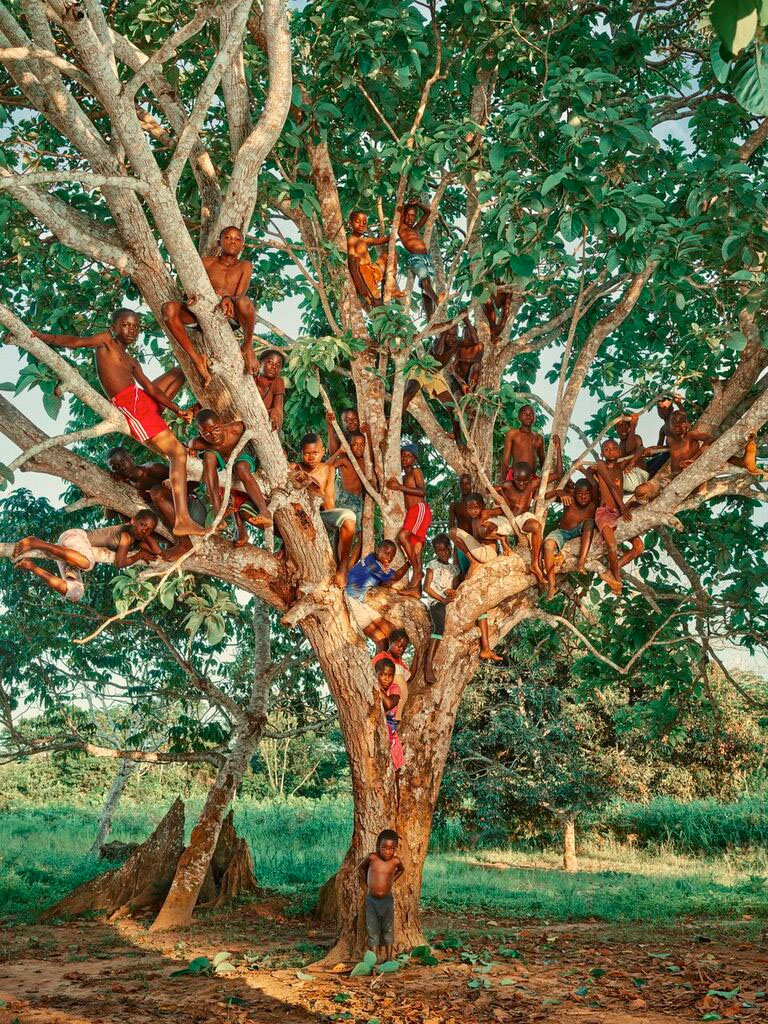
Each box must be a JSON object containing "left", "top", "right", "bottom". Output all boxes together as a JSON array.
[
  {"left": 397, "top": 528, "right": 423, "bottom": 595},
  {"left": 729, "top": 434, "right": 767, "bottom": 477},
  {"left": 233, "top": 296, "right": 257, "bottom": 374},
  {"left": 233, "top": 511, "right": 249, "bottom": 547},
  {"left": 522, "top": 520, "right": 546, "bottom": 584},
  {"left": 576, "top": 522, "right": 594, "bottom": 573},
  {"left": 598, "top": 525, "right": 622, "bottom": 593},
  {"left": 148, "top": 483, "right": 192, "bottom": 559},
  {"left": 478, "top": 614, "right": 502, "bottom": 662},
  {"left": 618, "top": 536, "right": 644, "bottom": 570},
  {"left": 14, "top": 557, "right": 70, "bottom": 597},
  {"left": 333, "top": 519, "right": 356, "bottom": 588},
  {"left": 420, "top": 276, "right": 444, "bottom": 318},
  {"left": 148, "top": 429, "right": 206, "bottom": 537},
  {"left": 543, "top": 538, "right": 558, "bottom": 600},
  {"left": 13, "top": 536, "right": 91, "bottom": 570},
  {"left": 161, "top": 300, "right": 211, "bottom": 386},
  {"left": 402, "top": 379, "right": 420, "bottom": 414},
  {"left": 364, "top": 617, "right": 393, "bottom": 652},
  {"left": 424, "top": 637, "right": 440, "bottom": 684},
  {"left": 152, "top": 366, "right": 186, "bottom": 402},
  {"left": 233, "top": 463, "right": 272, "bottom": 527}
]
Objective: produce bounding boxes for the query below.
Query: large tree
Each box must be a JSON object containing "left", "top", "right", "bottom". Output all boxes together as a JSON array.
[{"left": 1, "top": 0, "right": 767, "bottom": 958}]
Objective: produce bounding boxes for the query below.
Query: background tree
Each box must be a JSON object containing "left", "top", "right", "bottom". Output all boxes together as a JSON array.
[{"left": 1, "top": 0, "right": 768, "bottom": 957}]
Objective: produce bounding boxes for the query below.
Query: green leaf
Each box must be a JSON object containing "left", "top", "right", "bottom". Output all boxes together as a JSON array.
[
  {"left": 759, "top": 0, "right": 768, "bottom": 23},
  {"left": 701, "top": 1015, "right": 723, "bottom": 1022},
  {"left": 575, "top": 985, "right": 589, "bottom": 996},
  {"left": 711, "top": 0, "right": 758, "bottom": 56},
  {"left": 375, "top": 960, "right": 401, "bottom": 974},
  {"left": 541, "top": 170, "right": 566, "bottom": 195},
  {"left": 0, "top": 381, "right": 15, "bottom": 391},
  {"left": 508, "top": 253, "right": 535, "bottom": 278},
  {"left": 363, "top": 950, "right": 377, "bottom": 966},
  {"left": 350, "top": 961, "right": 374, "bottom": 976},
  {"left": 499, "top": 978, "right": 516, "bottom": 986},
  {"left": 489, "top": 143, "right": 506, "bottom": 172},
  {"left": 215, "top": 961, "right": 237, "bottom": 974},
  {"left": 726, "top": 331, "right": 748, "bottom": 350},
  {"left": 730, "top": 44, "right": 768, "bottom": 113},
  {"left": 707, "top": 989, "right": 740, "bottom": 998},
  {"left": 0, "top": 462, "right": 15, "bottom": 484},
  {"left": 675, "top": 292, "right": 686, "bottom": 310},
  {"left": 42, "top": 390, "right": 62, "bottom": 420},
  {"left": 711, "top": 39, "right": 733, "bottom": 82},
  {"left": 213, "top": 951, "right": 232, "bottom": 966}
]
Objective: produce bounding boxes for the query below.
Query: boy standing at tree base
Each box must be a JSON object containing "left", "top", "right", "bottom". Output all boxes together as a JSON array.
[{"left": 358, "top": 829, "right": 404, "bottom": 962}]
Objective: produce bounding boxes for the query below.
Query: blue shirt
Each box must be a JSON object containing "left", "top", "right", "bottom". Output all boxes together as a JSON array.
[{"left": 345, "top": 554, "right": 395, "bottom": 602}]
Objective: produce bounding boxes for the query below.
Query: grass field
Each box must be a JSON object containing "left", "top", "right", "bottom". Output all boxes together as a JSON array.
[{"left": 3, "top": 795, "right": 768, "bottom": 924}]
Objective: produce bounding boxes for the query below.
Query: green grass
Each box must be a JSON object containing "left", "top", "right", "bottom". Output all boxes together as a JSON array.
[{"left": 3, "top": 796, "right": 768, "bottom": 924}]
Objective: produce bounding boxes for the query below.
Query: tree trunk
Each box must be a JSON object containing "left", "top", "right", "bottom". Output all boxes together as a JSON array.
[
  {"left": 89, "top": 757, "right": 136, "bottom": 856},
  {"left": 563, "top": 816, "right": 578, "bottom": 873},
  {"left": 149, "top": 723, "right": 262, "bottom": 931}
]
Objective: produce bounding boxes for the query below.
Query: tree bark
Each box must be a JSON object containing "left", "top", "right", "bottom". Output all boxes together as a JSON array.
[
  {"left": 89, "top": 757, "right": 136, "bottom": 856},
  {"left": 563, "top": 816, "right": 577, "bottom": 873}
]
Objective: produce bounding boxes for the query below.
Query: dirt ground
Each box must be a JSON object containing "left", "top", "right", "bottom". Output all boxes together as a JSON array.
[{"left": 1, "top": 897, "right": 766, "bottom": 1024}]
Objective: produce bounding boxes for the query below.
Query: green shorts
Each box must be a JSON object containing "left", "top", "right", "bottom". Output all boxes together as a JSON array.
[
  {"left": 215, "top": 450, "right": 258, "bottom": 474},
  {"left": 337, "top": 486, "right": 364, "bottom": 529}
]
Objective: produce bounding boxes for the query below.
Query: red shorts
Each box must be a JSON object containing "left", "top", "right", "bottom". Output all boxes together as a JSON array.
[
  {"left": 112, "top": 384, "right": 168, "bottom": 443},
  {"left": 218, "top": 487, "right": 249, "bottom": 513},
  {"left": 402, "top": 501, "right": 432, "bottom": 543},
  {"left": 595, "top": 505, "right": 620, "bottom": 533}
]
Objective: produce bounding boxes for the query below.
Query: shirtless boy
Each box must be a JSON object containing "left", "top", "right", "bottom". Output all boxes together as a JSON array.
[
  {"left": 328, "top": 407, "right": 362, "bottom": 455},
  {"left": 542, "top": 477, "right": 597, "bottom": 599},
  {"left": 33, "top": 309, "right": 203, "bottom": 538},
  {"left": 616, "top": 413, "right": 649, "bottom": 493},
  {"left": 327, "top": 427, "right": 370, "bottom": 564},
  {"left": 398, "top": 199, "right": 444, "bottom": 316},
  {"left": 347, "top": 210, "right": 403, "bottom": 307},
  {"left": 295, "top": 433, "right": 357, "bottom": 587},
  {"left": 451, "top": 320, "right": 484, "bottom": 395},
  {"left": 578, "top": 439, "right": 646, "bottom": 594},
  {"left": 189, "top": 409, "right": 272, "bottom": 543},
  {"left": 13, "top": 511, "right": 160, "bottom": 602},
  {"left": 358, "top": 830, "right": 405, "bottom": 962},
  {"left": 501, "top": 405, "right": 545, "bottom": 480},
  {"left": 255, "top": 349, "right": 286, "bottom": 431},
  {"left": 403, "top": 324, "right": 462, "bottom": 441},
  {"left": 448, "top": 473, "right": 474, "bottom": 578},
  {"left": 634, "top": 411, "right": 715, "bottom": 504},
  {"left": 492, "top": 461, "right": 556, "bottom": 584},
  {"left": 386, "top": 444, "right": 432, "bottom": 596},
  {"left": 449, "top": 491, "right": 504, "bottom": 662},
  {"left": 162, "top": 226, "right": 256, "bottom": 383}
]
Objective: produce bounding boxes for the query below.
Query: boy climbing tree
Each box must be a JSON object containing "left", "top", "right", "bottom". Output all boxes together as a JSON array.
[
  {"left": 33, "top": 309, "right": 203, "bottom": 539},
  {"left": 398, "top": 199, "right": 445, "bottom": 317},
  {"left": 387, "top": 444, "right": 432, "bottom": 597}
]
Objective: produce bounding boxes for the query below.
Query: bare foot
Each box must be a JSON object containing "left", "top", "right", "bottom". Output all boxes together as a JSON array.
[
  {"left": 233, "top": 535, "right": 250, "bottom": 548},
  {"left": 161, "top": 539, "right": 192, "bottom": 560},
  {"left": 600, "top": 571, "right": 622, "bottom": 595},
  {"left": 479, "top": 648, "right": 503, "bottom": 663},
  {"left": 197, "top": 358, "right": 212, "bottom": 388},
  {"left": 332, "top": 568, "right": 348, "bottom": 588},
  {"left": 14, "top": 557, "right": 34, "bottom": 572},
  {"left": 500, "top": 540, "right": 513, "bottom": 556},
  {"left": 528, "top": 563, "right": 546, "bottom": 585},
  {"left": 576, "top": 559, "right": 588, "bottom": 573},
  {"left": 173, "top": 519, "right": 208, "bottom": 538},
  {"left": 13, "top": 538, "right": 34, "bottom": 560},
  {"left": 546, "top": 579, "right": 556, "bottom": 601},
  {"left": 401, "top": 585, "right": 422, "bottom": 598},
  {"left": 244, "top": 514, "right": 272, "bottom": 529},
  {"left": 436, "top": 291, "right": 447, "bottom": 306}
]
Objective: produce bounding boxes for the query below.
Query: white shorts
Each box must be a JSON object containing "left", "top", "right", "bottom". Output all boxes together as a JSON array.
[
  {"left": 454, "top": 528, "right": 498, "bottom": 563},
  {"left": 55, "top": 528, "right": 93, "bottom": 602},
  {"left": 623, "top": 467, "right": 649, "bottom": 493},
  {"left": 348, "top": 596, "right": 380, "bottom": 629}
]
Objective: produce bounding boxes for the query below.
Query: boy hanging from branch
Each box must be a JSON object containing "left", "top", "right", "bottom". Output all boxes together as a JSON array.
[
  {"left": 12, "top": 512, "right": 160, "bottom": 603},
  {"left": 188, "top": 409, "right": 272, "bottom": 545},
  {"left": 386, "top": 444, "right": 432, "bottom": 597},
  {"left": 33, "top": 308, "right": 204, "bottom": 539},
  {"left": 161, "top": 225, "right": 256, "bottom": 383},
  {"left": 347, "top": 210, "right": 404, "bottom": 307},
  {"left": 398, "top": 199, "right": 445, "bottom": 317}
]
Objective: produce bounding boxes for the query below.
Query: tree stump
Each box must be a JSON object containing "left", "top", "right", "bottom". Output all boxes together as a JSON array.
[
  {"left": 40, "top": 798, "right": 185, "bottom": 922},
  {"left": 40, "top": 802, "right": 258, "bottom": 923}
]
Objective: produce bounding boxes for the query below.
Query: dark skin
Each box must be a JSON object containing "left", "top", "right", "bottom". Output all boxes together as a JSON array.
[
  {"left": 189, "top": 414, "right": 272, "bottom": 534},
  {"left": 326, "top": 411, "right": 375, "bottom": 471},
  {"left": 33, "top": 313, "right": 203, "bottom": 538},
  {"left": 347, "top": 211, "right": 389, "bottom": 306},
  {"left": 449, "top": 497, "right": 503, "bottom": 663},
  {"left": 448, "top": 474, "right": 474, "bottom": 533},
  {"left": 656, "top": 393, "right": 685, "bottom": 446},
  {"left": 358, "top": 833, "right": 404, "bottom": 961},
  {"left": 577, "top": 440, "right": 646, "bottom": 594},
  {"left": 542, "top": 482, "right": 596, "bottom": 600},
  {"left": 13, "top": 516, "right": 159, "bottom": 597},
  {"left": 328, "top": 432, "right": 369, "bottom": 564},
  {"left": 616, "top": 413, "right": 646, "bottom": 470},
  {"left": 387, "top": 450, "right": 427, "bottom": 597},
  {"left": 255, "top": 352, "right": 285, "bottom": 430},
  {"left": 665, "top": 411, "right": 714, "bottom": 475},
  {"left": 161, "top": 227, "right": 256, "bottom": 382},
  {"left": 423, "top": 538, "right": 458, "bottom": 685},
  {"left": 501, "top": 404, "right": 545, "bottom": 480},
  {"left": 398, "top": 199, "right": 444, "bottom": 316},
  {"left": 402, "top": 325, "right": 463, "bottom": 443},
  {"left": 493, "top": 462, "right": 560, "bottom": 585},
  {"left": 295, "top": 439, "right": 355, "bottom": 587},
  {"left": 451, "top": 320, "right": 484, "bottom": 394}
]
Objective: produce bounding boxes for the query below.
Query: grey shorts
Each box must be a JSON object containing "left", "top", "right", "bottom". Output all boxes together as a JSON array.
[
  {"left": 546, "top": 520, "right": 592, "bottom": 552},
  {"left": 337, "top": 486, "right": 364, "bottom": 529},
  {"left": 365, "top": 893, "right": 394, "bottom": 947}
]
